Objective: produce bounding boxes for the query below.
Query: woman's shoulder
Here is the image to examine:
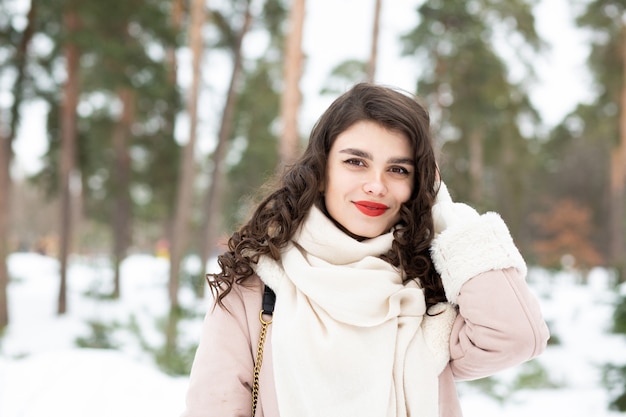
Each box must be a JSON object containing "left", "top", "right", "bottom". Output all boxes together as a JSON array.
[{"left": 216, "top": 274, "right": 265, "bottom": 316}]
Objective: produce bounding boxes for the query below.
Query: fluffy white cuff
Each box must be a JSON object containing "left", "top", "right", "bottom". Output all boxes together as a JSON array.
[{"left": 430, "top": 211, "right": 527, "bottom": 304}]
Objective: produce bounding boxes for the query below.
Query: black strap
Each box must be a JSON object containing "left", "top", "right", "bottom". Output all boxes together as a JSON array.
[{"left": 262, "top": 285, "right": 276, "bottom": 316}]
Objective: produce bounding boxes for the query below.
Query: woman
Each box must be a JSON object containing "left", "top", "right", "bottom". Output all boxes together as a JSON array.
[{"left": 181, "top": 83, "right": 549, "bottom": 417}]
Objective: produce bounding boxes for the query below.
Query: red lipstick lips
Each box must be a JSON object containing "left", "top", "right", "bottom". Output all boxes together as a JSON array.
[{"left": 354, "top": 200, "right": 389, "bottom": 217}]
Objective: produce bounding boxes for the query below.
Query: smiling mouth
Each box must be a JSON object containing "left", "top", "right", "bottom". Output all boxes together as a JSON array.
[{"left": 353, "top": 201, "right": 389, "bottom": 217}]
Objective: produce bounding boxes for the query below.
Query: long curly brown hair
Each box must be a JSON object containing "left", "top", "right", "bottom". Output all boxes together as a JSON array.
[{"left": 208, "top": 82, "right": 446, "bottom": 309}]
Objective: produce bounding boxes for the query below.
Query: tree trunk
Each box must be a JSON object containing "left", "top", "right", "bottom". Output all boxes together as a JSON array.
[
  {"left": 168, "top": 0, "right": 206, "bottom": 311},
  {"left": 111, "top": 88, "right": 134, "bottom": 298},
  {"left": 430, "top": 55, "right": 447, "bottom": 157},
  {"left": 609, "top": 148, "right": 624, "bottom": 261},
  {"left": 9, "top": 2, "right": 36, "bottom": 145},
  {"left": 366, "top": 0, "right": 382, "bottom": 82},
  {"left": 610, "top": 24, "right": 626, "bottom": 280},
  {"left": 0, "top": 128, "right": 10, "bottom": 328},
  {"left": 468, "top": 127, "right": 484, "bottom": 204},
  {"left": 58, "top": 8, "right": 80, "bottom": 315},
  {"left": 198, "top": 0, "right": 252, "bottom": 297},
  {"left": 279, "top": 0, "right": 305, "bottom": 165},
  {"left": 0, "top": 0, "right": 36, "bottom": 328},
  {"left": 167, "top": 0, "right": 185, "bottom": 84},
  {"left": 160, "top": 0, "right": 185, "bottom": 254}
]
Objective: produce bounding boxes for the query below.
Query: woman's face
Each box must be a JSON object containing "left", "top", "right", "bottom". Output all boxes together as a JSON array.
[{"left": 323, "top": 120, "right": 415, "bottom": 239}]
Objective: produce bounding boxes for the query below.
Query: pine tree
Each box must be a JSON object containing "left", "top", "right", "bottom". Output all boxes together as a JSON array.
[
  {"left": 400, "top": 0, "right": 542, "bottom": 241},
  {"left": 577, "top": 0, "right": 626, "bottom": 277}
]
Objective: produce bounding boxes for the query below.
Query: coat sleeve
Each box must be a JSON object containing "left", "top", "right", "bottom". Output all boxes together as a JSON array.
[
  {"left": 447, "top": 267, "right": 550, "bottom": 380},
  {"left": 180, "top": 282, "right": 260, "bottom": 417}
]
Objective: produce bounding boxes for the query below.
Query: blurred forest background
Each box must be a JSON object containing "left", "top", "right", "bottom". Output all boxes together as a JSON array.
[{"left": 1, "top": 0, "right": 626, "bottom": 407}]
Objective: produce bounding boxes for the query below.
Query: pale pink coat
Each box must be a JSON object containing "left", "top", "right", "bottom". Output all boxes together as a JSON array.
[{"left": 181, "top": 266, "right": 549, "bottom": 417}]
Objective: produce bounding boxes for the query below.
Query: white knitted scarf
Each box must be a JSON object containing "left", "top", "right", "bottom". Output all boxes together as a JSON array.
[{"left": 254, "top": 206, "right": 456, "bottom": 417}]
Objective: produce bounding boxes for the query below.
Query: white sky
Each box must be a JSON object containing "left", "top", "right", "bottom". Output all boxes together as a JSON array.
[{"left": 11, "top": 0, "right": 594, "bottom": 176}]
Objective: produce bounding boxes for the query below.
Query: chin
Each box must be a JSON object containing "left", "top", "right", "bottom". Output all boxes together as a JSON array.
[{"left": 347, "top": 227, "right": 385, "bottom": 240}]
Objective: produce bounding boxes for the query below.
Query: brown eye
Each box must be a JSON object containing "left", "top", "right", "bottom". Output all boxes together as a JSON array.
[
  {"left": 389, "top": 166, "right": 410, "bottom": 175},
  {"left": 344, "top": 158, "right": 366, "bottom": 167}
]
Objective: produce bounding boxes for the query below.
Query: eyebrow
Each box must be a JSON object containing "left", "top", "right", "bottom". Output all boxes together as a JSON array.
[{"left": 338, "top": 148, "right": 415, "bottom": 165}]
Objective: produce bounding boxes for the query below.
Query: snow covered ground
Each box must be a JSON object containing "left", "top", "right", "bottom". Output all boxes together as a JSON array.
[{"left": 1, "top": 252, "right": 625, "bottom": 417}]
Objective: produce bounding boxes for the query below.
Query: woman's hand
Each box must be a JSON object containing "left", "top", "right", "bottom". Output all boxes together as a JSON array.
[{"left": 432, "top": 181, "right": 479, "bottom": 235}]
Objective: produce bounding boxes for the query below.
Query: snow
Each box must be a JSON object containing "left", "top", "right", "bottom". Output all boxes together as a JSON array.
[
  {"left": 0, "top": 253, "right": 195, "bottom": 417},
  {"left": 1, "top": 349, "right": 187, "bottom": 417},
  {"left": 1, "top": 253, "right": 626, "bottom": 417}
]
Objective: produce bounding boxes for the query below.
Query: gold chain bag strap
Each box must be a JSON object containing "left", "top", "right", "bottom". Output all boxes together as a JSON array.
[{"left": 252, "top": 285, "right": 276, "bottom": 416}]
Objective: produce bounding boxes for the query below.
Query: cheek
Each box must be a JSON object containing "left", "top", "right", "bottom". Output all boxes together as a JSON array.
[
  {"left": 324, "top": 163, "right": 342, "bottom": 195},
  {"left": 324, "top": 178, "right": 342, "bottom": 207},
  {"left": 390, "top": 185, "right": 412, "bottom": 220},
  {"left": 398, "top": 182, "right": 413, "bottom": 204}
]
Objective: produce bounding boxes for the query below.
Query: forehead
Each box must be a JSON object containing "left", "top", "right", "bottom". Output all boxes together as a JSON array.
[{"left": 331, "top": 121, "right": 412, "bottom": 156}]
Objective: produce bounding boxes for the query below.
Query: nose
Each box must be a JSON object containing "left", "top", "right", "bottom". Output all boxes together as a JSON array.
[{"left": 363, "top": 173, "right": 387, "bottom": 196}]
